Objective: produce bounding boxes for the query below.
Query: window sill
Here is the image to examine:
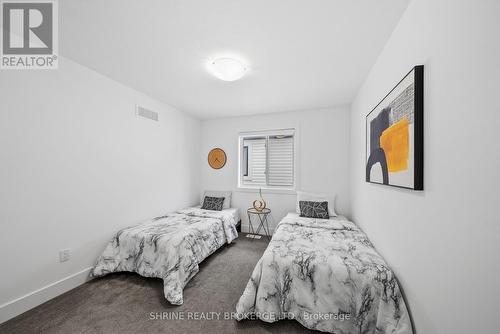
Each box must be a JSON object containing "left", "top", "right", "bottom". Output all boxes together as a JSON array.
[{"left": 236, "top": 186, "right": 297, "bottom": 195}]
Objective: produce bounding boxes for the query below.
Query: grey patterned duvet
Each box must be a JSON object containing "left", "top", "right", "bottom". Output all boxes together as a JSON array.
[
  {"left": 91, "top": 207, "right": 238, "bottom": 305},
  {"left": 236, "top": 214, "right": 413, "bottom": 334}
]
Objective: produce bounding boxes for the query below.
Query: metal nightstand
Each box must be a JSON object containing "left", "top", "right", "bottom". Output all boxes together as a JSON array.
[{"left": 247, "top": 207, "right": 271, "bottom": 239}]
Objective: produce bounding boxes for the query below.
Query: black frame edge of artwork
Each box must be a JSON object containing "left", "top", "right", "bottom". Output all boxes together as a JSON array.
[
  {"left": 413, "top": 65, "right": 424, "bottom": 190},
  {"left": 365, "top": 65, "right": 424, "bottom": 191}
]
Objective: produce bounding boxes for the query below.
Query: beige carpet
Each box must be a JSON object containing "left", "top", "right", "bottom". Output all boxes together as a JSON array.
[{"left": 0, "top": 234, "right": 314, "bottom": 334}]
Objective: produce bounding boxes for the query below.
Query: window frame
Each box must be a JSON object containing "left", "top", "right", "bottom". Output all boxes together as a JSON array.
[{"left": 237, "top": 128, "right": 297, "bottom": 192}]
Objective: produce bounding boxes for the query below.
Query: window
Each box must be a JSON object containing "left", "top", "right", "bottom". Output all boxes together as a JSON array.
[
  {"left": 239, "top": 129, "right": 295, "bottom": 189},
  {"left": 242, "top": 146, "right": 249, "bottom": 177}
]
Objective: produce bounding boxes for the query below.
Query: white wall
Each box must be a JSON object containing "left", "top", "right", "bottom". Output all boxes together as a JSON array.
[
  {"left": 201, "top": 107, "right": 350, "bottom": 232},
  {"left": 350, "top": 1, "right": 500, "bottom": 333},
  {"left": 0, "top": 57, "right": 200, "bottom": 322}
]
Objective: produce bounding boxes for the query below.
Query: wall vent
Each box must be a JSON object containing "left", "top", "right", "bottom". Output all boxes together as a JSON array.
[{"left": 136, "top": 105, "right": 159, "bottom": 121}]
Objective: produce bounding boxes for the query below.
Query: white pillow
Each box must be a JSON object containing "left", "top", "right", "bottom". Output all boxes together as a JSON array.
[
  {"left": 201, "top": 190, "right": 232, "bottom": 210},
  {"left": 296, "top": 191, "right": 337, "bottom": 217}
]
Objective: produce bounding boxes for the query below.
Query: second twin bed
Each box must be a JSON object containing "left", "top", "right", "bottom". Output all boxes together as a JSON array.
[{"left": 236, "top": 212, "right": 413, "bottom": 333}]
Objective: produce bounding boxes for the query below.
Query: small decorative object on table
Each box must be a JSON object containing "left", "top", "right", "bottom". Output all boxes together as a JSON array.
[
  {"left": 247, "top": 207, "right": 271, "bottom": 240},
  {"left": 252, "top": 188, "right": 266, "bottom": 212}
]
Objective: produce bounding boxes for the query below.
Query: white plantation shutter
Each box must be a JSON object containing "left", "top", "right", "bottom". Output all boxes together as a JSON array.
[
  {"left": 242, "top": 138, "right": 266, "bottom": 186},
  {"left": 240, "top": 129, "right": 295, "bottom": 188},
  {"left": 268, "top": 136, "right": 294, "bottom": 186}
]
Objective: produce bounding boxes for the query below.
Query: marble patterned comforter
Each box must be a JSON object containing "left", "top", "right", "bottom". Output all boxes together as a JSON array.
[
  {"left": 91, "top": 207, "right": 238, "bottom": 305},
  {"left": 236, "top": 215, "right": 413, "bottom": 334}
]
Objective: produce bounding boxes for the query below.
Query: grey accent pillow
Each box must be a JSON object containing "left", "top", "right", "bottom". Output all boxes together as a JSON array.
[
  {"left": 299, "top": 201, "right": 329, "bottom": 219},
  {"left": 201, "top": 196, "right": 225, "bottom": 211},
  {"left": 201, "top": 190, "right": 231, "bottom": 209}
]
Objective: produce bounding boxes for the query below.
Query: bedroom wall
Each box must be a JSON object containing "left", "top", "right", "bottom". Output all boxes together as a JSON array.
[
  {"left": 200, "top": 107, "right": 350, "bottom": 233},
  {"left": 0, "top": 57, "right": 201, "bottom": 322},
  {"left": 350, "top": 0, "right": 500, "bottom": 333}
]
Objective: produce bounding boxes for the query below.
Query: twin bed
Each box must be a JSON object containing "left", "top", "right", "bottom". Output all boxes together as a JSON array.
[
  {"left": 236, "top": 212, "right": 413, "bottom": 333},
  {"left": 91, "top": 191, "right": 413, "bottom": 333},
  {"left": 91, "top": 206, "right": 239, "bottom": 305}
]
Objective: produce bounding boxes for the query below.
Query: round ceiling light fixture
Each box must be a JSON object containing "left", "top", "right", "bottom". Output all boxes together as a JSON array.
[{"left": 209, "top": 57, "right": 247, "bottom": 81}]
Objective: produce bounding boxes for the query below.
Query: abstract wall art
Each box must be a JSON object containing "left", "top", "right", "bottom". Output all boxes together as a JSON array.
[{"left": 366, "top": 65, "right": 424, "bottom": 190}]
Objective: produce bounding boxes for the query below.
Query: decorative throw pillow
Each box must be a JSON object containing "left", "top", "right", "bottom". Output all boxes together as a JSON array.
[
  {"left": 201, "top": 190, "right": 232, "bottom": 209},
  {"left": 201, "top": 196, "right": 225, "bottom": 211},
  {"left": 296, "top": 191, "right": 337, "bottom": 217},
  {"left": 299, "top": 201, "right": 329, "bottom": 219}
]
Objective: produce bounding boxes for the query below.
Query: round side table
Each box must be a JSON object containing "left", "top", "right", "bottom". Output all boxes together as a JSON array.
[{"left": 247, "top": 207, "right": 272, "bottom": 239}]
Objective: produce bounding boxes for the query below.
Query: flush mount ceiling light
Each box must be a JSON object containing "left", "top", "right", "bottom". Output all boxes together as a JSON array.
[{"left": 209, "top": 57, "right": 247, "bottom": 81}]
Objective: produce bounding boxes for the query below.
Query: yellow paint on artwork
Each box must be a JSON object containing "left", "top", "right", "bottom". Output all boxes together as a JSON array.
[{"left": 380, "top": 118, "right": 410, "bottom": 172}]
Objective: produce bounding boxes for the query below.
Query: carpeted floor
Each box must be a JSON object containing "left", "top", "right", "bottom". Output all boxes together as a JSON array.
[{"left": 0, "top": 234, "right": 315, "bottom": 334}]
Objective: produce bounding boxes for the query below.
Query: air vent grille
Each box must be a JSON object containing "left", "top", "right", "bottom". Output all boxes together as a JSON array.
[{"left": 136, "top": 105, "right": 158, "bottom": 121}]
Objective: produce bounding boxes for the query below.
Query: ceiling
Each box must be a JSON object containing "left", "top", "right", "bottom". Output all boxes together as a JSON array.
[{"left": 60, "top": 0, "right": 409, "bottom": 119}]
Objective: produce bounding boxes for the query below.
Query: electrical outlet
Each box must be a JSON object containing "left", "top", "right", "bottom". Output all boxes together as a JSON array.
[{"left": 59, "top": 249, "right": 71, "bottom": 262}]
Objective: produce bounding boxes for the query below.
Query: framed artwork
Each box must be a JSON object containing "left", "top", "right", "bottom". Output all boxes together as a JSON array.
[{"left": 366, "top": 65, "right": 424, "bottom": 190}]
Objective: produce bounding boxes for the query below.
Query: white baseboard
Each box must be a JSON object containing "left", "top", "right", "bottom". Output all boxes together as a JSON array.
[{"left": 0, "top": 267, "right": 93, "bottom": 324}]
